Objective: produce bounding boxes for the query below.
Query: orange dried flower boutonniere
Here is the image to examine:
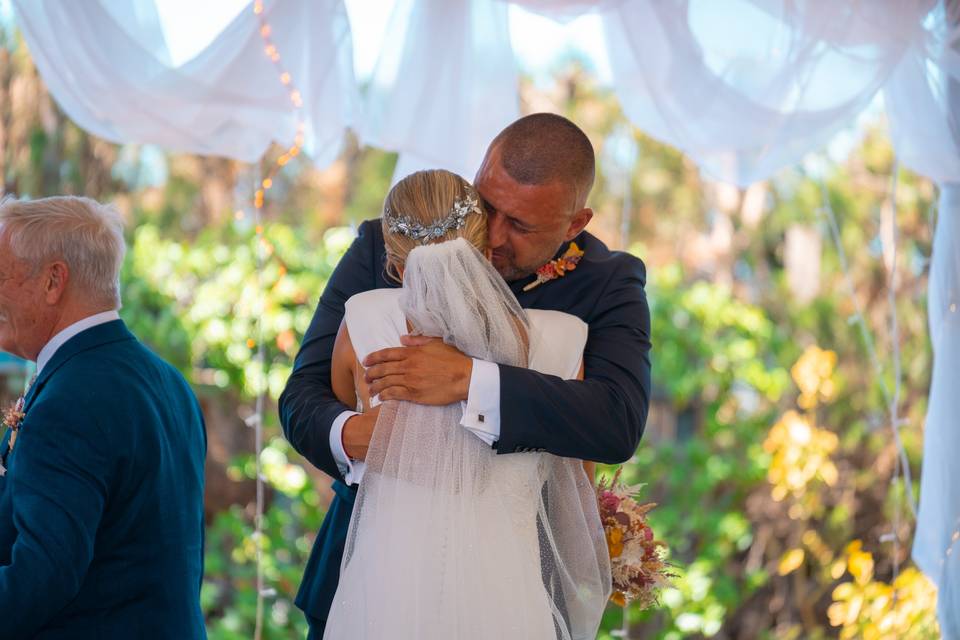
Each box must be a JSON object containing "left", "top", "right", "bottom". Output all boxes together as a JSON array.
[
  {"left": 2, "top": 396, "right": 25, "bottom": 453},
  {"left": 523, "top": 242, "right": 584, "bottom": 292}
]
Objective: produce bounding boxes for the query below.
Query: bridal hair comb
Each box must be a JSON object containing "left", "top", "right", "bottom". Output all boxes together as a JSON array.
[{"left": 384, "top": 192, "right": 484, "bottom": 244}]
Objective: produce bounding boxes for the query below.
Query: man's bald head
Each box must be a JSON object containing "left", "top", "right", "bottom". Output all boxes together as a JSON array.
[
  {"left": 489, "top": 113, "right": 596, "bottom": 212},
  {"left": 475, "top": 114, "right": 596, "bottom": 281}
]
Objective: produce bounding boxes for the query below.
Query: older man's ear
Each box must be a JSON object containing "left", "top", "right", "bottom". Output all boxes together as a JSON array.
[{"left": 43, "top": 261, "right": 70, "bottom": 304}]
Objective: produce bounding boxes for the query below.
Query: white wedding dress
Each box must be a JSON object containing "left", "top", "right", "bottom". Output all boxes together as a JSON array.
[{"left": 323, "top": 239, "right": 610, "bottom": 640}]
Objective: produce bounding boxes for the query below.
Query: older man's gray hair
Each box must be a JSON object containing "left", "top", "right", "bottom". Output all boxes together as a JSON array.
[{"left": 0, "top": 196, "right": 126, "bottom": 308}]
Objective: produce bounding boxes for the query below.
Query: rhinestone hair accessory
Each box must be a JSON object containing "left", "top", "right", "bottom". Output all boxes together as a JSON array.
[{"left": 385, "top": 191, "right": 484, "bottom": 244}]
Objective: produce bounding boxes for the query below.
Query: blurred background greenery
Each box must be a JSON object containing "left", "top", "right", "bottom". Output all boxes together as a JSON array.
[{"left": 0, "top": 17, "right": 940, "bottom": 640}]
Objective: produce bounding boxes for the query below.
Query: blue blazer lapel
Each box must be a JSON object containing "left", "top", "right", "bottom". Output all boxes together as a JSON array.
[{"left": 23, "top": 320, "right": 135, "bottom": 413}]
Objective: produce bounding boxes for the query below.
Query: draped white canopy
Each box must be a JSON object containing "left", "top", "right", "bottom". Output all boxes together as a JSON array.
[{"left": 10, "top": 0, "right": 960, "bottom": 634}]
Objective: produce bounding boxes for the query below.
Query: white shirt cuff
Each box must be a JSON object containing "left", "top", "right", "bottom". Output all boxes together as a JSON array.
[
  {"left": 330, "top": 410, "right": 367, "bottom": 485},
  {"left": 460, "top": 358, "right": 500, "bottom": 446}
]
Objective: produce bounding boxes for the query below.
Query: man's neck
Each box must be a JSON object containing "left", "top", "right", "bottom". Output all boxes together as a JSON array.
[
  {"left": 48, "top": 306, "right": 115, "bottom": 338},
  {"left": 34, "top": 307, "right": 119, "bottom": 372}
]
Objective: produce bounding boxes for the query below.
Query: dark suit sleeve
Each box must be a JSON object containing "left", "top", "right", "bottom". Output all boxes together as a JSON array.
[
  {"left": 0, "top": 397, "right": 109, "bottom": 637},
  {"left": 279, "top": 220, "right": 379, "bottom": 479},
  {"left": 496, "top": 257, "right": 651, "bottom": 463}
]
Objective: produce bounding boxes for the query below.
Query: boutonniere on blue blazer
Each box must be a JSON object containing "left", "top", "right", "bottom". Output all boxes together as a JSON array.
[
  {"left": 0, "top": 395, "right": 26, "bottom": 476},
  {"left": 523, "top": 242, "right": 585, "bottom": 292}
]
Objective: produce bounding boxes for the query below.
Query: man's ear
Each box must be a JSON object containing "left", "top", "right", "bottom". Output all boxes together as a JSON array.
[
  {"left": 43, "top": 261, "right": 69, "bottom": 305},
  {"left": 564, "top": 208, "right": 593, "bottom": 242}
]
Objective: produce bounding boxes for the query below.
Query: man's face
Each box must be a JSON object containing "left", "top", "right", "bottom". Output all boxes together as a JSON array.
[
  {"left": 474, "top": 146, "right": 592, "bottom": 281},
  {"left": 0, "top": 231, "right": 55, "bottom": 361}
]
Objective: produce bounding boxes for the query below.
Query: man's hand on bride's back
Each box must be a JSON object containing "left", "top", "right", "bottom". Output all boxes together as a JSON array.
[{"left": 363, "top": 336, "right": 473, "bottom": 406}]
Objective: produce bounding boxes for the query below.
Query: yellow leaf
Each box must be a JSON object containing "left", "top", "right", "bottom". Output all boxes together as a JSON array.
[
  {"left": 830, "top": 559, "right": 847, "bottom": 580},
  {"left": 821, "top": 461, "right": 839, "bottom": 486},
  {"left": 843, "top": 594, "right": 863, "bottom": 626},
  {"left": 848, "top": 549, "right": 875, "bottom": 585},
  {"left": 778, "top": 548, "right": 806, "bottom": 576},
  {"left": 832, "top": 582, "right": 855, "bottom": 600},
  {"left": 827, "top": 602, "right": 848, "bottom": 627}
]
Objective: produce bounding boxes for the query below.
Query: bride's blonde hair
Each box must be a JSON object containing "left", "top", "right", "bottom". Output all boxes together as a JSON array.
[{"left": 382, "top": 170, "right": 487, "bottom": 282}]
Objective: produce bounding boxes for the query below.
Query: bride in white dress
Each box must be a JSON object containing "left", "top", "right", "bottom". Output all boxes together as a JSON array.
[{"left": 322, "top": 170, "right": 610, "bottom": 640}]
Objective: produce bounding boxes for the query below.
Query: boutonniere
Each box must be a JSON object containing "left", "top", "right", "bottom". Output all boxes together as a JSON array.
[
  {"left": 523, "top": 242, "right": 584, "bottom": 292},
  {"left": 3, "top": 396, "right": 25, "bottom": 451}
]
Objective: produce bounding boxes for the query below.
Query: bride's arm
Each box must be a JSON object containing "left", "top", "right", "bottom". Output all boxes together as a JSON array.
[
  {"left": 332, "top": 322, "right": 381, "bottom": 462},
  {"left": 331, "top": 321, "right": 359, "bottom": 410}
]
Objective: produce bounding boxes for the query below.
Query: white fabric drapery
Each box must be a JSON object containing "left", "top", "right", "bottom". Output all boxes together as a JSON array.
[
  {"left": 497, "top": 0, "right": 626, "bottom": 22},
  {"left": 11, "top": 0, "right": 952, "bottom": 183},
  {"left": 9, "top": 0, "right": 960, "bottom": 634},
  {"left": 359, "top": 0, "right": 519, "bottom": 182},
  {"left": 886, "top": 4, "right": 960, "bottom": 637},
  {"left": 914, "top": 185, "right": 960, "bottom": 639},
  {"left": 12, "top": 0, "right": 358, "bottom": 167},
  {"left": 602, "top": 0, "right": 930, "bottom": 186}
]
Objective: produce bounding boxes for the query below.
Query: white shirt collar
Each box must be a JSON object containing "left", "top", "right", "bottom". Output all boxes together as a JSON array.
[{"left": 36, "top": 310, "right": 121, "bottom": 374}]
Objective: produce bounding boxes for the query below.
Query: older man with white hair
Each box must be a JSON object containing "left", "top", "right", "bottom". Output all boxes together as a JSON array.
[{"left": 0, "top": 196, "right": 206, "bottom": 639}]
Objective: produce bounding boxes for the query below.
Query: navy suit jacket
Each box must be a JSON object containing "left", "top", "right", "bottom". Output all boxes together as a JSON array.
[
  {"left": 0, "top": 320, "right": 207, "bottom": 639},
  {"left": 280, "top": 219, "right": 652, "bottom": 625}
]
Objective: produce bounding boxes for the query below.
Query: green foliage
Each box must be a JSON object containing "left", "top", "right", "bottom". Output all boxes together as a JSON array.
[
  {"left": 203, "top": 438, "right": 326, "bottom": 639},
  {"left": 121, "top": 221, "right": 348, "bottom": 403},
  {"left": 598, "top": 268, "right": 791, "bottom": 639}
]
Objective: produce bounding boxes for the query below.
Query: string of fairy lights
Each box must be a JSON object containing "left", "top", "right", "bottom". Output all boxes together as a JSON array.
[{"left": 248, "top": 2, "right": 306, "bottom": 638}]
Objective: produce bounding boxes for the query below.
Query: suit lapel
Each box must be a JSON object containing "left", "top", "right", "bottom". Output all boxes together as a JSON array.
[{"left": 23, "top": 320, "right": 134, "bottom": 413}]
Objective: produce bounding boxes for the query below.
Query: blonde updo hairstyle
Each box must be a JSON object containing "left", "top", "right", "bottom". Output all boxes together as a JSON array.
[{"left": 382, "top": 169, "right": 487, "bottom": 283}]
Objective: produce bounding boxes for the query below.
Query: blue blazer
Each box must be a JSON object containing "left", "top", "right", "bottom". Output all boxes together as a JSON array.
[
  {"left": 0, "top": 320, "right": 207, "bottom": 639},
  {"left": 280, "top": 220, "right": 652, "bottom": 626}
]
